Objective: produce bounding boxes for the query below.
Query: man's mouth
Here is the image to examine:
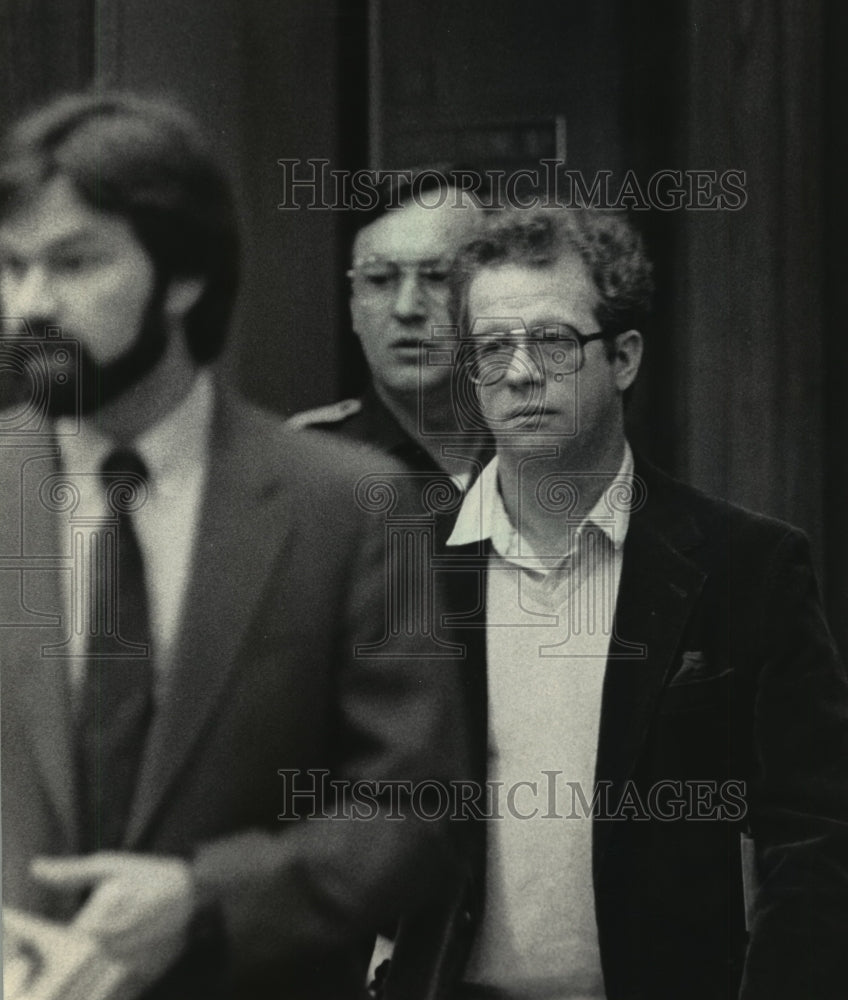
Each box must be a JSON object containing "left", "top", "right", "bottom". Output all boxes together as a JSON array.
[
  {"left": 499, "top": 406, "right": 558, "bottom": 422},
  {"left": 389, "top": 340, "right": 427, "bottom": 363}
]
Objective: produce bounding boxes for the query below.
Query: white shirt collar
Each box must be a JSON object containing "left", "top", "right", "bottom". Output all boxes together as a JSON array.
[
  {"left": 447, "top": 442, "right": 634, "bottom": 571},
  {"left": 56, "top": 370, "right": 214, "bottom": 486}
]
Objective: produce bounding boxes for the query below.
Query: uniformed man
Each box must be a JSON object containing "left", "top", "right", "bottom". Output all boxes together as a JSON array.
[{"left": 290, "top": 168, "right": 491, "bottom": 490}]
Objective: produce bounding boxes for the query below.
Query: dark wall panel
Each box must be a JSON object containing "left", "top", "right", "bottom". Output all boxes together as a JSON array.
[
  {"left": 823, "top": 0, "right": 848, "bottom": 654},
  {"left": 673, "top": 0, "right": 825, "bottom": 566},
  {"left": 374, "top": 0, "right": 623, "bottom": 176},
  {"left": 94, "top": 0, "right": 358, "bottom": 416},
  {"left": 0, "top": 0, "right": 95, "bottom": 130},
  {"left": 235, "top": 3, "right": 347, "bottom": 414}
]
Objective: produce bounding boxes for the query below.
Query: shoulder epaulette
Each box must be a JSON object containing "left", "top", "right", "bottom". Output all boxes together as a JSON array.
[{"left": 287, "top": 397, "right": 363, "bottom": 429}]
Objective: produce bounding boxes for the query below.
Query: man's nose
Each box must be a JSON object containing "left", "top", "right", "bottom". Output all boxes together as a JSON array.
[
  {"left": 391, "top": 271, "right": 427, "bottom": 320},
  {"left": 502, "top": 342, "right": 545, "bottom": 389},
  {"left": 3, "top": 264, "right": 58, "bottom": 319}
]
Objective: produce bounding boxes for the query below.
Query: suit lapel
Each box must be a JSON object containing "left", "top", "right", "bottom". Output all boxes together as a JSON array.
[
  {"left": 0, "top": 441, "right": 81, "bottom": 848},
  {"left": 125, "top": 396, "right": 292, "bottom": 845},
  {"left": 593, "top": 466, "right": 707, "bottom": 874}
]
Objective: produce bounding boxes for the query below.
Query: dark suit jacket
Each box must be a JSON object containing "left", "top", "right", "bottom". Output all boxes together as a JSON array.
[
  {"left": 385, "top": 458, "right": 848, "bottom": 1000},
  {"left": 0, "top": 389, "right": 470, "bottom": 999}
]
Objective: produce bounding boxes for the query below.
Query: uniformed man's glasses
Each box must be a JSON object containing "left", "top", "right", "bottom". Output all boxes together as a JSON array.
[
  {"left": 467, "top": 322, "right": 615, "bottom": 387},
  {"left": 347, "top": 256, "right": 453, "bottom": 300}
]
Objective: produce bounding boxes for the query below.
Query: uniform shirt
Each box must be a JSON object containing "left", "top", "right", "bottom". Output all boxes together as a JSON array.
[
  {"left": 447, "top": 446, "right": 634, "bottom": 1000},
  {"left": 56, "top": 371, "right": 213, "bottom": 699},
  {"left": 288, "top": 384, "right": 493, "bottom": 490}
]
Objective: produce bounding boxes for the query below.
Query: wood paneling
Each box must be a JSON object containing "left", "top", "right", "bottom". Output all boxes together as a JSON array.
[{"left": 675, "top": 0, "right": 825, "bottom": 567}]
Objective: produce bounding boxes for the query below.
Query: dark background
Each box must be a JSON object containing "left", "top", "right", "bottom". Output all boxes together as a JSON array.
[{"left": 2, "top": 0, "right": 846, "bottom": 654}]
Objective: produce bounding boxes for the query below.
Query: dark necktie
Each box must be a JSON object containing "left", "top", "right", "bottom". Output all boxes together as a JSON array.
[{"left": 79, "top": 448, "right": 154, "bottom": 851}]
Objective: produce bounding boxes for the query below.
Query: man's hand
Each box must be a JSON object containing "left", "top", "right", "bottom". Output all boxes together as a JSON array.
[
  {"left": 31, "top": 853, "right": 195, "bottom": 988},
  {"left": 3, "top": 906, "right": 127, "bottom": 1000}
]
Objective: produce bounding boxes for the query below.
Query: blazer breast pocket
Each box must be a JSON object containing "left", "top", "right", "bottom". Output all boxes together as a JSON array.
[{"left": 659, "top": 651, "right": 734, "bottom": 715}]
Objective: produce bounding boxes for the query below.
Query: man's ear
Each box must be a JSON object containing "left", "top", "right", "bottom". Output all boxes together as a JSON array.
[
  {"left": 164, "top": 276, "right": 204, "bottom": 321},
  {"left": 611, "top": 329, "right": 643, "bottom": 392},
  {"left": 349, "top": 291, "right": 363, "bottom": 340}
]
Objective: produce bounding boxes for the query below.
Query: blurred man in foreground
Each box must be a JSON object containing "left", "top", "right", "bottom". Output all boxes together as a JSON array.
[{"left": 0, "top": 92, "right": 468, "bottom": 1000}]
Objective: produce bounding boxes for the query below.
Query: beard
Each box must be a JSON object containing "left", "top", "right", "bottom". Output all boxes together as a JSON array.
[{"left": 1, "top": 282, "right": 171, "bottom": 421}]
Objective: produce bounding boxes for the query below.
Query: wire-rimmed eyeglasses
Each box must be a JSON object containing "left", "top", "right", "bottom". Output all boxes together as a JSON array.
[{"left": 346, "top": 256, "right": 454, "bottom": 301}]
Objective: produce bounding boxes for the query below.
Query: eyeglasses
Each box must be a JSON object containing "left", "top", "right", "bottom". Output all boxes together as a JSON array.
[
  {"left": 467, "top": 322, "right": 613, "bottom": 386},
  {"left": 346, "top": 256, "right": 453, "bottom": 300}
]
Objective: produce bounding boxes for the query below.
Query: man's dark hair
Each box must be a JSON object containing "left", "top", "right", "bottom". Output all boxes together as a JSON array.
[
  {"left": 0, "top": 91, "right": 239, "bottom": 364},
  {"left": 455, "top": 206, "right": 654, "bottom": 345}
]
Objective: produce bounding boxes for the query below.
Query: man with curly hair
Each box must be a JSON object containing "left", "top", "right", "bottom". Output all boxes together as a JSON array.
[{"left": 383, "top": 207, "right": 848, "bottom": 999}]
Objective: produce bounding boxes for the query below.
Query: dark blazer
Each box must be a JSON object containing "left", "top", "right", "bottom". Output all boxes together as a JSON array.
[
  {"left": 0, "top": 390, "right": 470, "bottom": 999},
  {"left": 386, "top": 458, "right": 848, "bottom": 1000}
]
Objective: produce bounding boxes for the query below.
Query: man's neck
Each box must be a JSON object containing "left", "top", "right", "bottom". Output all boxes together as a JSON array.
[
  {"left": 374, "top": 380, "right": 474, "bottom": 478},
  {"left": 496, "top": 432, "right": 627, "bottom": 557},
  {"left": 88, "top": 338, "right": 201, "bottom": 444}
]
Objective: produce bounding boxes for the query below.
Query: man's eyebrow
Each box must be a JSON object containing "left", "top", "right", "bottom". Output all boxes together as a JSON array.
[
  {"left": 470, "top": 318, "right": 528, "bottom": 337},
  {"left": 0, "top": 228, "right": 104, "bottom": 258},
  {"left": 356, "top": 254, "right": 450, "bottom": 265},
  {"left": 45, "top": 229, "right": 104, "bottom": 252},
  {"left": 528, "top": 318, "right": 573, "bottom": 331},
  {"left": 474, "top": 316, "right": 573, "bottom": 331}
]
